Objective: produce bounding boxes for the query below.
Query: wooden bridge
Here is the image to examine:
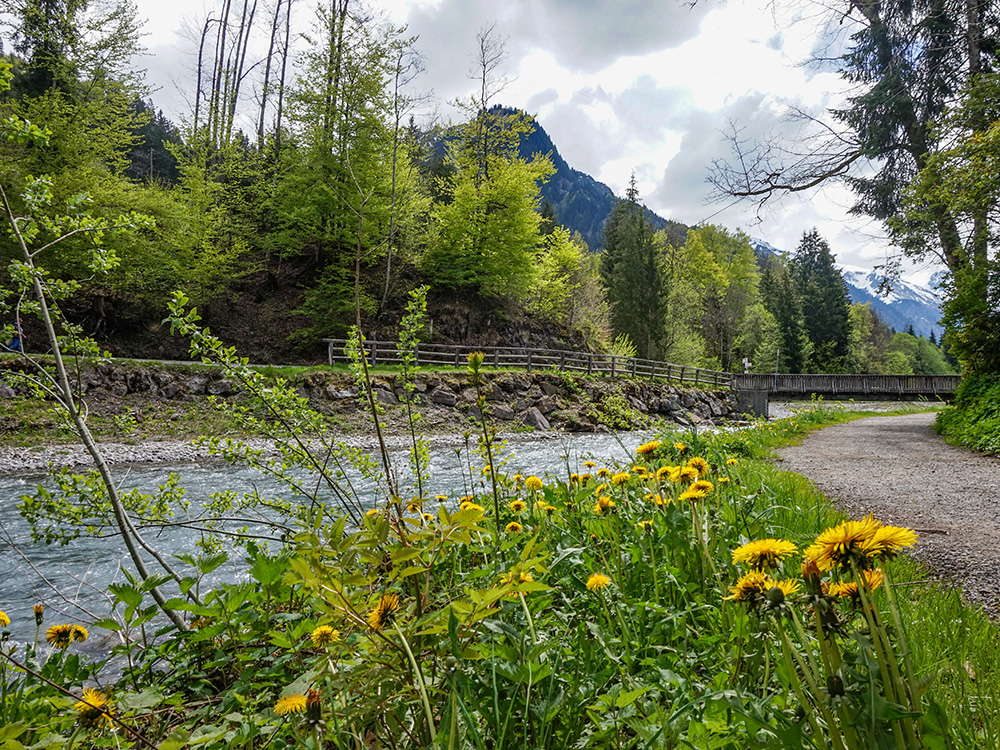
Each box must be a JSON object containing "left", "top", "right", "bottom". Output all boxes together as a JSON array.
[
  {"left": 731, "top": 373, "right": 960, "bottom": 400},
  {"left": 324, "top": 339, "right": 959, "bottom": 400}
]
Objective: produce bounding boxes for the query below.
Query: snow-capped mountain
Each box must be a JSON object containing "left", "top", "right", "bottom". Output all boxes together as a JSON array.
[
  {"left": 750, "top": 239, "right": 943, "bottom": 337},
  {"left": 839, "top": 265, "right": 943, "bottom": 338}
]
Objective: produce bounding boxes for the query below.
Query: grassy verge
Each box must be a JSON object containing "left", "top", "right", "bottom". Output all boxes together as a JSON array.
[{"left": 2, "top": 400, "right": 994, "bottom": 748}]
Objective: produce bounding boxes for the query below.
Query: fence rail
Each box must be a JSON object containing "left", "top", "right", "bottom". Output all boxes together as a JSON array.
[
  {"left": 731, "top": 373, "right": 961, "bottom": 397},
  {"left": 323, "top": 339, "right": 734, "bottom": 388},
  {"left": 323, "top": 339, "right": 960, "bottom": 397}
]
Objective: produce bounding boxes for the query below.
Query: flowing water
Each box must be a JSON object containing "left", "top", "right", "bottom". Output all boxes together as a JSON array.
[{"left": 0, "top": 430, "right": 660, "bottom": 645}]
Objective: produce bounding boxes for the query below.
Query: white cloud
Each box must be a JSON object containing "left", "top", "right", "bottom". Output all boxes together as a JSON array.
[{"left": 125, "top": 0, "right": 938, "bottom": 275}]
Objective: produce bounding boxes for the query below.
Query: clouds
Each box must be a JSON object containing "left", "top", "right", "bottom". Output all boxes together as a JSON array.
[{"left": 129, "top": 0, "right": 940, "bottom": 280}]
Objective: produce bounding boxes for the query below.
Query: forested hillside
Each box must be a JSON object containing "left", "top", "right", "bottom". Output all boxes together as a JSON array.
[{"left": 0, "top": 1, "right": 953, "bottom": 374}]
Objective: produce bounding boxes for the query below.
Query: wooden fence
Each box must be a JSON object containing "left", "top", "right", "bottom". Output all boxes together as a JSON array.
[
  {"left": 323, "top": 339, "right": 734, "bottom": 389},
  {"left": 323, "top": 339, "right": 960, "bottom": 397}
]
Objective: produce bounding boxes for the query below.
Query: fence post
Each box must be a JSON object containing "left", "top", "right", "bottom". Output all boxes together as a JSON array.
[
  {"left": 695, "top": 369, "right": 700, "bottom": 387},
  {"left": 371, "top": 341, "right": 378, "bottom": 366},
  {"left": 560, "top": 352, "right": 565, "bottom": 371},
  {"left": 454, "top": 349, "right": 460, "bottom": 367},
  {"left": 328, "top": 341, "right": 333, "bottom": 366},
  {"left": 632, "top": 358, "right": 637, "bottom": 376},
  {"left": 527, "top": 350, "right": 533, "bottom": 372},
  {"left": 611, "top": 356, "right": 616, "bottom": 378},
  {"left": 588, "top": 353, "right": 593, "bottom": 375},
  {"left": 651, "top": 362, "right": 656, "bottom": 380},
  {"left": 494, "top": 349, "right": 499, "bottom": 369}
]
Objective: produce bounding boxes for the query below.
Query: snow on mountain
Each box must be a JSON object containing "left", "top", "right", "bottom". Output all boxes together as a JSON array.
[
  {"left": 839, "top": 265, "right": 943, "bottom": 338},
  {"left": 750, "top": 239, "right": 943, "bottom": 337}
]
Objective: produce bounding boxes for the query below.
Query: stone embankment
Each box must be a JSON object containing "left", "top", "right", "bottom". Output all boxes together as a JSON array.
[{"left": 0, "top": 361, "right": 744, "bottom": 473}]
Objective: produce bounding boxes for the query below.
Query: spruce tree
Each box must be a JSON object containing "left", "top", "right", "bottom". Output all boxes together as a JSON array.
[
  {"left": 760, "top": 257, "right": 809, "bottom": 373},
  {"left": 791, "top": 229, "right": 851, "bottom": 372},
  {"left": 600, "top": 175, "right": 665, "bottom": 359}
]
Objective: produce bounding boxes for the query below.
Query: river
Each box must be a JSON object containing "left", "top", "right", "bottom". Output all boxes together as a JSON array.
[{"left": 0, "top": 430, "right": 661, "bottom": 645}]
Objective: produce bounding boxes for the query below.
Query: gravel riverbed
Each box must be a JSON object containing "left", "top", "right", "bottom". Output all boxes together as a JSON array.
[{"left": 777, "top": 411, "right": 1000, "bottom": 615}]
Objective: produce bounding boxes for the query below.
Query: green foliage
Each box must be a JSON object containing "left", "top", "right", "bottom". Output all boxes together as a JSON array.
[
  {"left": 791, "top": 229, "right": 852, "bottom": 372},
  {"left": 423, "top": 109, "right": 554, "bottom": 302},
  {"left": 892, "top": 74, "right": 1000, "bottom": 374},
  {"left": 937, "top": 373, "right": 1000, "bottom": 454}
]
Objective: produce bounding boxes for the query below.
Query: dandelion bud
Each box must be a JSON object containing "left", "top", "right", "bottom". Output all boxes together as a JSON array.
[
  {"left": 766, "top": 586, "right": 786, "bottom": 608},
  {"left": 826, "top": 674, "right": 845, "bottom": 697},
  {"left": 34, "top": 605, "right": 45, "bottom": 626}
]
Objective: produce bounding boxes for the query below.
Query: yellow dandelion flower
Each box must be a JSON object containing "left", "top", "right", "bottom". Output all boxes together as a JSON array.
[
  {"left": 460, "top": 501, "right": 484, "bottom": 513},
  {"left": 637, "top": 520, "right": 653, "bottom": 532},
  {"left": 732, "top": 538, "right": 799, "bottom": 571},
  {"left": 538, "top": 502, "right": 557, "bottom": 516},
  {"left": 367, "top": 593, "right": 401, "bottom": 631},
  {"left": 636, "top": 440, "right": 662, "bottom": 456},
  {"left": 525, "top": 475, "right": 544, "bottom": 491},
  {"left": 830, "top": 569, "right": 884, "bottom": 600},
  {"left": 687, "top": 457, "right": 710, "bottom": 477},
  {"left": 570, "top": 473, "right": 580, "bottom": 484},
  {"left": 666, "top": 466, "right": 683, "bottom": 483},
  {"left": 274, "top": 694, "right": 307, "bottom": 716},
  {"left": 513, "top": 474, "right": 525, "bottom": 484},
  {"left": 679, "top": 489, "right": 703, "bottom": 503},
  {"left": 579, "top": 472, "right": 592, "bottom": 483},
  {"left": 597, "top": 496, "right": 615, "bottom": 510},
  {"left": 726, "top": 458, "right": 739, "bottom": 466},
  {"left": 586, "top": 573, "right": 611, "bottom": 591},
  {"left": 74, "top": 688, "right": 114, "bottom": 729},
  {"left": 596, "top": 468, "right": 612, "bottom": 478},
  {"left": 435, "top": 494, "right": 448, "bottom": 501},
  {"left": 594, "top": 482, "right": 608, "bottom": 495},
  {"left": 611, "top": 471, "right": 631, "bottom": 486},
  {"left": 724, "top": 570, "right": 773, "bottom": 601},
  {"left": 679, "top": 466, "right": 699, "bottom": 483},
  {"left": 769, "top": 578, "right": 802, "bottom": 597},
  {"left": 71, "top": 625, "right": 88, "bottom": 643},
  {"left": 499, "top": 570, "right": 535, "bottom": 597},
  {"left": 45, "top": 624, "right": 74, "bottom": 648},
  {"left": 655, "top": 466, "right": 670, "bottom": 480},
  {"left": 583, "top": 461, "right": 596, "bottom": 468},
  {"left": 804, "top": 516, "right": 882, "bottom": 572},
  {"left": 718, "top": 477, "right": 730, "bottom": 484},
  {"left": 506, "top": 521, "right": 523, "bottom": 534},
  {"left": 648, "top": 493, "right": 669, "bottom": 507},
  {"left": 632, "top": 466, "right": 648, "bottom": 477},
  {"left": 861, "top": 525, "right": 918, "bottom": 561},
  {"left": 509, "top": 499, "right": 527, "bottom": 513},
  {"left": 690, "top": 479, "right": 714, "bottom": 497},
  {"left": 421, "top": 512, "right": 434, "bottom": 523},
  {"left": 673, "top": 442, "right": 687, "bottom": 452},
  {"left": 0, "top": 611, "right": 9, "bottom": 628},
  {"left": 310, "top": 625, "right": 339, "bottom": 647}
]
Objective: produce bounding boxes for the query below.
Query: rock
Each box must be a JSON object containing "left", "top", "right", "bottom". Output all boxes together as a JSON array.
[
  {"left": 185, "top": 374, "right": 210, "bottom": 395},
  {"left": 375, "top": 387, "right": 397, "bottom": 405},
  {"left": 325, "top": 384, "right": 357, "bottom": 400},
  {"left": 491, "top": 403, "right": 516, "bottom": 420},
  {"left": 524, "top": 407, "right": 550, "bottom": 430},
  {"left": 207, "top": 379, "right": 234, "bottom": 397},
  {"left": 534, "top": 395, "right": 560, "bottom": 415},
  {"left": 0, "top": 383, "right": 15, "bottom": 399},
  {"left": 540, "top": 382, "right": 560, "bottom": 396},
  {"left": 431, "top": 388, "right": 458, "bottom": 406}
]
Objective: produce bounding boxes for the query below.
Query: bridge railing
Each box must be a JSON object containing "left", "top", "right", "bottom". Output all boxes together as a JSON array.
[
  {"left": 322, "top": 339, "right": 734, "bottom": 389},
  {"left": 731, "top": 373, "right": 961, "bottom": 396}
]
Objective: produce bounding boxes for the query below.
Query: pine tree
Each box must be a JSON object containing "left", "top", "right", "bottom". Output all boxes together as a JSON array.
[{"left": 791, "top": 229, "right": 851, "bottom": 372}]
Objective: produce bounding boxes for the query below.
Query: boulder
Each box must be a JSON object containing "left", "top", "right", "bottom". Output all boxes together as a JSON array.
[
  {"left": 524, "top": 406, "right": 550, "bottom": 430},
  {"left": 430, "top": 387, "right": 458, "bottom": 406}
]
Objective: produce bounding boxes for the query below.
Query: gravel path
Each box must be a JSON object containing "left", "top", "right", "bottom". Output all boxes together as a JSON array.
[{"left": 777, "top": 411, "right": 1000, "bottom": 614}]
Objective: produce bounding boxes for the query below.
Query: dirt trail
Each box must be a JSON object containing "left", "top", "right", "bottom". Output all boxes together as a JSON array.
[{"left": 776, "top": 411, "right": 1000, "bottom": 614}]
